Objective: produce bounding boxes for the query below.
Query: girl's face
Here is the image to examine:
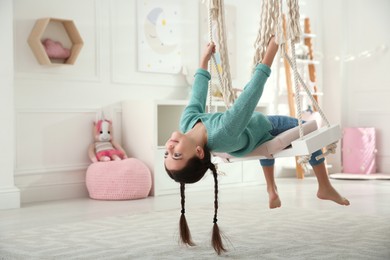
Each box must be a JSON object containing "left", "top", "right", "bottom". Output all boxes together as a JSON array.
[{"left": 164, "top": 131, "right": 203, "bottom": 171}]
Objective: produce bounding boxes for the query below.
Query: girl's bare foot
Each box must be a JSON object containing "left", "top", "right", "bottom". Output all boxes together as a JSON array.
[
  {"left": 267, "top": 186, "right": 281, "bottom": 209},
  {"left": 317, "top": 186, "right": 350, "bottom": 206}
]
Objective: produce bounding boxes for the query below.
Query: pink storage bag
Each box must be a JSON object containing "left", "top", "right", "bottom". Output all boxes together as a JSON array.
[{"left": 342, "top": 127, "right": 376, "bottom": 174}]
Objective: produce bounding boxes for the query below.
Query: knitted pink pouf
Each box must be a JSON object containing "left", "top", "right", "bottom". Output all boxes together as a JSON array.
[{"left": 86, "top": 158, "right": 152, "bottom": 200}]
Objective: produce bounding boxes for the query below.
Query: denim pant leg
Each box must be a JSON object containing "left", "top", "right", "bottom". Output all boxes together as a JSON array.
[
  {"left": 259, "top": 115, "right": 324, "bottom": 167},
  {"left": 309, "top": 149, "right": 324, "bottom": 166}
]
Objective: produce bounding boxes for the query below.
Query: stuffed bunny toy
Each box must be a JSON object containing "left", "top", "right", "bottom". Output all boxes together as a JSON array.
[{"left": 88, "top": 116, "right": 128, "bottom": 163}]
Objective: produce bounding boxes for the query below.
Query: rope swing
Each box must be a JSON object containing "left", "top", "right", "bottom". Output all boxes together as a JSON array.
[{"left": 203, "top": 0, "right": 340, "bottom": 168}]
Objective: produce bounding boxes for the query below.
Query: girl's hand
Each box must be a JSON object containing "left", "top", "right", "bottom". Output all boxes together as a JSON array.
[{"left": 200, "top": 42, "right": 216, "bottom": 70}]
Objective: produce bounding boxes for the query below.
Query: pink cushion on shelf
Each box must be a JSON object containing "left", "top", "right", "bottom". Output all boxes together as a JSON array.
[
  {"left": 42, "top": 38, "right": 71, "bottom": 59},
  {"left": 86, "top": 158, "right": 152, "bottom": 200}
]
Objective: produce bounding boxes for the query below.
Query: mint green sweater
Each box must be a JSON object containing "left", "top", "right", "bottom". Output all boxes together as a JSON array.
[{"left": 180, "top": 64, "right": 274, "bottom": 157}]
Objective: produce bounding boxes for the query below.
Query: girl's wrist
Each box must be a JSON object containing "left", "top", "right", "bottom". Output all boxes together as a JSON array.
[{"left": 200, "top": 60, "right": 208, "bottom": 70}]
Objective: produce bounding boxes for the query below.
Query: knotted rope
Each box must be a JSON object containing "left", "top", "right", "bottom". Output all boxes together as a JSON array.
[{"left": 204, "top": 0, "right": 235, "bottom": 111}]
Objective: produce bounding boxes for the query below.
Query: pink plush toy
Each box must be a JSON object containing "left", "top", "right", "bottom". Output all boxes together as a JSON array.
[
  {"left": 88, "top": 118, "right": 128, "bottom": 163},
  {"left": 42, "top": 38, "right": 71, "bottom": 59}
]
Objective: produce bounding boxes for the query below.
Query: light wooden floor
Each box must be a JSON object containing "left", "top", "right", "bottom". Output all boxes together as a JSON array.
[{"left": 1, "top": 177, "right": 390, "bottom": 234}]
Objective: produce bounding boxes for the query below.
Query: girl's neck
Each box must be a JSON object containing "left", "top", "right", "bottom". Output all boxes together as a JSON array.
[{"left": 187, "top": 122, "right": 207, "bottom": 147}]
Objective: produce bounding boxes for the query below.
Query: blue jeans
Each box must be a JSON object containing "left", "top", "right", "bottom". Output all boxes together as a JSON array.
[{"left": 259, "top": 115, "right": 324, "bottom": 167}]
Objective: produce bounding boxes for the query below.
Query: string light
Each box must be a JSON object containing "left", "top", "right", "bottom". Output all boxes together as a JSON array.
[{"left": 334, "top": 44, "right": 388, "bottom": 62}]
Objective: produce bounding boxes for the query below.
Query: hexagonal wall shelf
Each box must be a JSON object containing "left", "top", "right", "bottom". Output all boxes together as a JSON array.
[{"left": 28, "top": 18, "right": 84, "bottom": 65}]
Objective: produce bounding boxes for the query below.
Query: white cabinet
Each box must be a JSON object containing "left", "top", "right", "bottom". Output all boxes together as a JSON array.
[{"left": 122, "top": 99, "right": 268, "bottom": 196}]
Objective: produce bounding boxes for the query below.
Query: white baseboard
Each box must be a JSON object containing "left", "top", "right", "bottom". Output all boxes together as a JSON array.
[
  {"left": 0, "top": 186, "right": 21, "bottom": 209},
  {"left": 19, "top": 182, "right": 89, "bottom": 204},
  {"left": 15, "top": 167, "right": 89, "bottom": 204}
]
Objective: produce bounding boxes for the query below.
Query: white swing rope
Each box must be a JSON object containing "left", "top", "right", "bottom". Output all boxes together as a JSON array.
[
  {"left": 253, "top": 0, "right": 279, "bottom": 72},
  {"left": 282, "top": 46, "right": 337, "bottom": 162},
  {"left": 286, "top": 0, "right": 337, "bottom": 162},
  {"left": 204, "top": 0, "right": 235, "bottom": 112}
]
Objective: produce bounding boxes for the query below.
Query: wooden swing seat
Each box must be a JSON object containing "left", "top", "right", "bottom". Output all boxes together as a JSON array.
[{"left": 213, "top": 120, "right": 341, "bottom": 163}]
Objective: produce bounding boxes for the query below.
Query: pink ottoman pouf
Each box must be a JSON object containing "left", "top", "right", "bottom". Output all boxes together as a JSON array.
[{"left": 86, "top": 158, "right": 152, "bottom": 200}]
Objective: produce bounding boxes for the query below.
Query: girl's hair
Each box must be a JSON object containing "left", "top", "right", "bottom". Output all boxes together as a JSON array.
[
  {"left": 165, "top": 145, "right": 211, "bottom": 184},
  {"left": 165, "top": 146, "right": 227, "bottom": 255}
]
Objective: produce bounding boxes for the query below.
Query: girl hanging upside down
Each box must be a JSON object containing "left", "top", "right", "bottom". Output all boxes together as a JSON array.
[{"left": 164, "top": 36, "right": 349, "bottom": 255}]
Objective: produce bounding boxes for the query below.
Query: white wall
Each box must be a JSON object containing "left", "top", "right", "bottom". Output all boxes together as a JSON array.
[
  {"left": 6, "top": 0, "right": 390, "bottom": 206},
  {"left": 0, "top": 0, "right": 20, "bottom": 209},
  {"left": 321, "top": 0, "right": 390, "bottom": 172},
  {"left": 13, "top": 0, "right": 193, "bottom": 204}
]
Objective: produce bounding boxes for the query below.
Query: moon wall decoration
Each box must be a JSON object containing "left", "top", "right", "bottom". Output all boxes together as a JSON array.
[{"left": 137, "top": 0, "right": 182, "bottom": 74}]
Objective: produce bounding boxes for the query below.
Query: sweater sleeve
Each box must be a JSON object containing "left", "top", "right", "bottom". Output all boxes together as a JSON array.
[
  {"left": 179, "top": 68, "right": 211, "bottom": 132},
  {"left": 220, "top": 63, "right": 271, "bottom": 136}
]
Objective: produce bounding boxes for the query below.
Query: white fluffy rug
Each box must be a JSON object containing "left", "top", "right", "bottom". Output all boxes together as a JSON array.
[{"left": 1, "top": 205, "right": 389, "bottom": 260}]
